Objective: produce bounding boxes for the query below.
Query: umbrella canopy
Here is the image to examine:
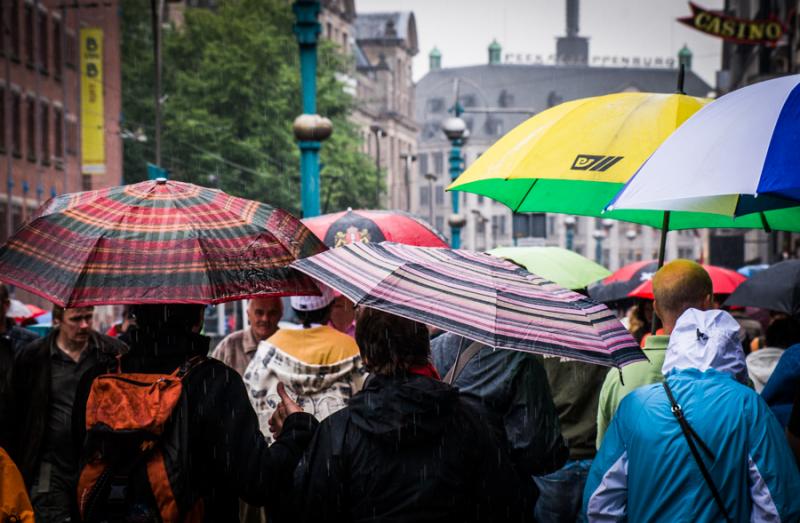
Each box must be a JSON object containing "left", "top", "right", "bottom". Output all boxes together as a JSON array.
[
  {"left": 449, "top": 91, "right": 800, "bottom": 231},
  {"left": 738, "top": 264, "right": 770, "bottom": 278},
  {"left": 302, "top": 209, "right": 448, "bottom": 248},
  {"left": 628, "top": 264, "right": 746, "bottom": 300},
  {"left": 488, "top": 246, "right": 611, "bottom": 291},
  {"left": 609, "top": 75, "right": 800, "bottom": 217},
  {"left": 0, "top": 179, "right": 326, "bottom": 307},
  {"left": 292, "top": 242, "right": 645, "bottom": 368},
  {"left": 588, "top": 260, "right": 659, "bottom": 303},
  {"left": 724, "top": 260, "right": 800, "bottom": 316}
]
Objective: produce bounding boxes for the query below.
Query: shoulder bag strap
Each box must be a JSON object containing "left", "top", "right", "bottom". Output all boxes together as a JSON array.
[
  {"left": 662, "top": 381, "right": 732, "bottom": 523},
  {"left": 443, "top": 341, "right": 484, "bottom": 385}
]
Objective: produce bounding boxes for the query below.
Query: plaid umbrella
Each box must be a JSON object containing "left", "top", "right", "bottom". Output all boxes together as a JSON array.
[
  {"left": 0, "top": 179, "right": 326, "bottom": 307},
  {"left": 293, "top": 242, "right": 645, "bottom": 368}
]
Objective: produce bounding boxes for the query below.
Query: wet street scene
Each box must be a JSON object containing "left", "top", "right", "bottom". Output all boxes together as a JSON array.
[{"left": 2, "top": 0, "right": 800, "bottom": 521}]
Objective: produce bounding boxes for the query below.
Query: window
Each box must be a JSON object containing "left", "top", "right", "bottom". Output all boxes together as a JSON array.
[
  {"left": 476, "top": 219, "right": 486, "bottom": 234},
  {"left": 82, "top": 174, "right": 92, "bottom": 191},
  {"left": 53, "top": 17, "right": 62, "bottom": 80},
  {"left": 11, "top": 91, "right": 21, "bottom": 157},
  {"left": 484, "top": 117, "right": 503, "bottom": 136},
  {"left": 435, "top": 216, "right": 444, "bottom": 233},
  {"left": 10, "top": 1, "right": 20, "bottom": 60},
  {"left": 66, "top": 117, "right": 77, "bottom": 156},
  {"left": 433, "top": 152, "right": 444, "bottom": 174},
  {"left": 548, "top": 215, "right": 555, "bottom": 236},
  {"left": 478, "top": 195, "right": 485, "bottom": 204},
  {"left": 38, "top": 9, "right": 48, "bottom": 74},
  {"left": 26, "top": 96, "right": 35, "bottom": 161},
  {"left": 435, "top": 185, "right": 444, "bottom": 205},
  {"left": 24, "top": 3, "right": 34, "bottom": 67},
  {"left": 427, "top": 98, "right": 445, "bottom": 113},
  {"left": 498, "top": 89, "right": 514, "bottom": 108},
  {"left": 54, "top": 106, "right": 62, "bottom": 159},
  {"left": 65, "top": 31, "right": 76, "bottom": 69},
  {"left": 0, "top": 88, "right": 4, "bottom": 153},
  {"left": 40, "top": 101, "right": 49, "bottom": 164},
  {"left": 513, "top": 213, "right": 547, "bottom": 239},
  {"left": 460, "top": 94, "right": 477, "bottom": 107},
  {"left": 499, "top": 215, "right": 507, "bottom": 235},
  {"left": 418, "top": 153, "right": 428, "bottom": 177},
  {"left": 419, "top": 186, "right": 430, "bottom": 206}
]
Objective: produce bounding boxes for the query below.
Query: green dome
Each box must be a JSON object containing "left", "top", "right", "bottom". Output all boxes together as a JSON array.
[
  {"left": 429, "top": 46, "right": 442, "bottom": 58},
  {"left": 678, "top": 44, "right": 692, "bottom": 57},
  {"left": 489, "top": 39, "right": 502, "bottom": 52}
]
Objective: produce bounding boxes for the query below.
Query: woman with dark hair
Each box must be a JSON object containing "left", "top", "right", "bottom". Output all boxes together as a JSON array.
[{"left": 285, "top": 307, "right": 529, "bottom": 523}]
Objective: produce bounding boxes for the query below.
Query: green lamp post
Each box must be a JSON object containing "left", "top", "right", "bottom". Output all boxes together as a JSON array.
[
  {"left": 442, "top": 114, "right": 467, "bottom": 248},
  {"left": 292, "top": 0, "right": 332, "bottom": 218}
]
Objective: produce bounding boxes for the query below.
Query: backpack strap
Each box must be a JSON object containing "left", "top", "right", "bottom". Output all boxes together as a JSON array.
[
  {"left": 443, "top": 340, "right": 484, "bottom": 385},
  {"left": 662, "top": 381, "right": 732, "bottom": 523}
]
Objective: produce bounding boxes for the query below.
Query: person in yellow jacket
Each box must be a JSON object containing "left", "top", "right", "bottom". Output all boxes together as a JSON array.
[
  {"left": 1, "top": 446, "right": 34, "bottom": 523},
  {"left": 244, "top": 286, "right": 366, "bottom": 444}
]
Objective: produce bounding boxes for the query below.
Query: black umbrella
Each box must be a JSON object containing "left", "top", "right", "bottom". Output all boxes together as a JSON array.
[
  {"left": 724, "top": 260, "right": 800, "bottom": 316},
  {"left": 587, "top": 260, "right": 659, "bottom": 303}
]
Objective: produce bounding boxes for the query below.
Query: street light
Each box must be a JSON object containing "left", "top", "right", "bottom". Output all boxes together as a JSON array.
[
  {"left": 592, "top": 219, "right": 615, "bottom": 265},
  {"left": 399, "top": 152, "right": 416, "bottom": 212},
  {"left": 443, "top": 116, "right": 467, "bottom": 248},
  {"left": 370, "top": 124, "right": 385, "bottom": 207},
  {"left": 292, "top": 0, "right": 333, "bottom": 218},
  {"left": 424, "top": 172, "right": 437, "bottom": 226},
  {"left": 564, "top": 215, "right": 576, "bottom": 251}
]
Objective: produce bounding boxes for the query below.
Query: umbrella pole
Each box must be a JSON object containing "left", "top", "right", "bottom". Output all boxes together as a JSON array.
[{"left": 651, "top": 211, "right": 671, "bottom": 334}]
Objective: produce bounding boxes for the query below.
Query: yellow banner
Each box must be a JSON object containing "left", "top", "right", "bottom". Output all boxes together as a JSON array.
[{"left": 80, "top": 28, "right": 105, "bottom": 175}]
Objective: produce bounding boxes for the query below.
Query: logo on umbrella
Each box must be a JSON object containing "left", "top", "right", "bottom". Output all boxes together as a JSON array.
[
  {"left": 571, "top": 154, "right": 624, "bottom": 172},
  {"left": 334, "top": 227, "right": 371, "bottom": 248}
]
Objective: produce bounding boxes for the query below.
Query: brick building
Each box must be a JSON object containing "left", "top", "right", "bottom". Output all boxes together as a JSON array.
[{"left": 1, "top": 0, "right": 122, "bottom": 245}]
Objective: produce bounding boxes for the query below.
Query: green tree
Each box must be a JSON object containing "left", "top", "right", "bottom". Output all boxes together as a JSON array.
[{"left": 120, "top": 0, "right": 380, "bottom": 214}]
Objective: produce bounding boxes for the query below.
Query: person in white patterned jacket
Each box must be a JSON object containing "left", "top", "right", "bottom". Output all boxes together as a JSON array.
[{"left": 244, "top": 286, "right": 367, "bottom": 444}]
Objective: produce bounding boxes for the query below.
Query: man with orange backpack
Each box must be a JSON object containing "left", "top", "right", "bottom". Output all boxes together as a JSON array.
[{"left": 73, "top": 304, "right": 318, "bottom": 522}]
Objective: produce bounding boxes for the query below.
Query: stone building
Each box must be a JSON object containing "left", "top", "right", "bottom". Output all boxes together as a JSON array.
[
  {"left": 318, "top": 2, "right": 418, "bottom": 211},
  {"left": 414, "top": 3, "right": 712, "bottom": 269},
  {"left": 1, "top": 0, "right": 122, "bottom": 244}
]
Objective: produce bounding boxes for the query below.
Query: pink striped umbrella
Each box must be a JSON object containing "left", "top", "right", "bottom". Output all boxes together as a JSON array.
[{"left": 292, "top": 242, "right": 645, "bottom": 368}]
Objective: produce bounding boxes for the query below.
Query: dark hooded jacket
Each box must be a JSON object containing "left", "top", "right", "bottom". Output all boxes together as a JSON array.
[
  {"left": 73, "top": 326, "right": 318, "bottom": 523},
  {"left": 295, "top": 373, "right": 531, "bottom": 523},
  {"left": 431, "top": 333, "right": 568, "bottom": 477}
]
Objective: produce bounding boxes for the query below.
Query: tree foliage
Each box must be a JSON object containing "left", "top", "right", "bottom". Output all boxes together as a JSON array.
[{"left": 120, "top": 0, "right": 379, "bottom": 215}]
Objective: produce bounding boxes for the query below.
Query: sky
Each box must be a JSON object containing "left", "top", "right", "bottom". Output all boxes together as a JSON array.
[{"left": 357, "top": 0, "right": 725, "bottom": 87}]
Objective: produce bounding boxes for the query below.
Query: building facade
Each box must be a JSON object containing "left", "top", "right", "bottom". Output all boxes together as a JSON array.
[
  {"left": 712, "top": 0, "right": 800, "bottom": 266},
  {"left": 1, "top": 0, "right": 122, "bottom": 245},
  {"left": 319, "top": 2, "right": 419, "bottom": 212},
  {"left": 415, "top": 30, "right": 711, "bottom": 269}
]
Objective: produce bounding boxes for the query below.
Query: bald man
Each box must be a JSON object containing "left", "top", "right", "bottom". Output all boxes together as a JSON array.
[
  {"left": 596, "top": 260, "right": 712, "bottom": 447},
  {"left": 211, "top": 297, "right": 283, "bottom": 376}
]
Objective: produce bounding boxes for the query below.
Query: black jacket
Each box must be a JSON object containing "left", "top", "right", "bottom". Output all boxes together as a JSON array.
[
  {"left": 431, "top": 333, "right": 568, "bottom": 477},
  {"left": 73, "top": 327, "right": 319, "bottom": 523},
  {"left": 10, "top": 329, "right": 125, "bottom": 486},
  {"left": 295, "top": 373, "right": 531, "bottom": 523}
]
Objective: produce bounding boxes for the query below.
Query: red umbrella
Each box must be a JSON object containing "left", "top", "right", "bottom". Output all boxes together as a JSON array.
[
  {"left": 588, "top": 260, "right": 659, "bottom": 303},
  {"left": 628, "top": 264, "right": 746, "bottom": 300},
  {"left": 302, "top": 209, "right": 448, "bottom": 248}
]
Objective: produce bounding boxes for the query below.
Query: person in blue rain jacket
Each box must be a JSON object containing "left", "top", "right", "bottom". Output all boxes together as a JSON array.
[{"left": 583, "top": 308, "right": 800, "bottom": 522}]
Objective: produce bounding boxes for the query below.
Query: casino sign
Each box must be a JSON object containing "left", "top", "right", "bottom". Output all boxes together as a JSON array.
[{"left": 678, "top": 2, "right": 786, "bottom": 45}]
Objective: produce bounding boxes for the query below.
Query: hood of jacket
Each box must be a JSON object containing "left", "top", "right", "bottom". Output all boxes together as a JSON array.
[
  {"left": 662, "top": 309, "right": 747, "bottom": 382},
  {"left": 348, "top": 373, "right": 460, "bottom": 446},
  {"left": 746, "top": 348, "right": 784, "bottom": 392},
  {"left": 250, "top": 342, "right": 365, "bottom": 395}
]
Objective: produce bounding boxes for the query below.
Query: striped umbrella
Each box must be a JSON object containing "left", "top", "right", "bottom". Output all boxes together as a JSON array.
[
  {"left": 293, "top": 242, "right": 645, "bottom": 368},
  {"left": 0, "top": 179, "right": 326, "bottom": 307}
]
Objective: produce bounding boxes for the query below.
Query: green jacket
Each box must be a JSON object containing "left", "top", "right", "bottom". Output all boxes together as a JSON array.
[
  {"left": 595, "top": 335, "right": 668, "bottom": 448},
  {"left": 540, "top": 358, "right": 607, "bottom": 460}
]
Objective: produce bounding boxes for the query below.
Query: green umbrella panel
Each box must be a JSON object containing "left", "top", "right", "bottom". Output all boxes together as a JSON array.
[{"left": 487, "top": 246, "right": 611, "bottom": 290}]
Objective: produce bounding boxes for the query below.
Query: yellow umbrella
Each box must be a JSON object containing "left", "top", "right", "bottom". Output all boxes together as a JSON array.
[{"left": 447, "top": 92, "right": 733, "bottom": 229}]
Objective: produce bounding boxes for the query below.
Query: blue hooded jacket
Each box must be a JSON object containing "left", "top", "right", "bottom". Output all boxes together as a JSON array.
[
  {"left": 583, "top": 309, "right": 800, "bottom": 522},
  {"left": 762, "top": 343, "right": 800, "bottom": 427}
]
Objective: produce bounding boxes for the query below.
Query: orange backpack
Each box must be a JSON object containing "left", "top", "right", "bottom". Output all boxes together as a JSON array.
[
  {"left": 0, "top": 447, "right": 34, "bottom": 523},
  {"left": 77, "top": 357, "right": 205, "bottom": 523}
]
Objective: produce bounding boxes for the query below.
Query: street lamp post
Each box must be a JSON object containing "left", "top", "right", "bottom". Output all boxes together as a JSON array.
[
  {"left": 292, "top": 0, "right": 332, "bottom": 218},
  {"left": 442, "top": 116, "right": 467, "bottom": 248},
  {"left": 399, "top": 153, "right": 416, "bottom": 212},
  {"left": 424, "top": 172, "right": 437, "bottom": 226},
  {"left": 370, "top": 124, "right": 385, "bottom": 207},
  {"left": 592, "top": 229, "right": 606, "bottom": 264},
  {"left": 564, "top": 215, "right": 576, "bottom": 251}
]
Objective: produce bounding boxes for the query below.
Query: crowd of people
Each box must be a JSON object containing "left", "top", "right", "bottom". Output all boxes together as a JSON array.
[{"left": 2, "top": 258, "right": 800, "bottom": 522}]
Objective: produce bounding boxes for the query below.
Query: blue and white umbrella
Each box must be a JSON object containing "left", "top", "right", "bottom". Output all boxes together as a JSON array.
[{"left": 608, "top": 74, "right": 800, "bottom": 217}]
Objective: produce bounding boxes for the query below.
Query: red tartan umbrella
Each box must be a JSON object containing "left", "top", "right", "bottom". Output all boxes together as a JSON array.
[
  {"left": 0, "top": 179, "right": 326, "bottom": 307},
  {"left": 302, "top": 209, "right": 448, "bottom": 248},
  {"left": 628, "top": 264, "right": 746, "bottom": 300}
]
